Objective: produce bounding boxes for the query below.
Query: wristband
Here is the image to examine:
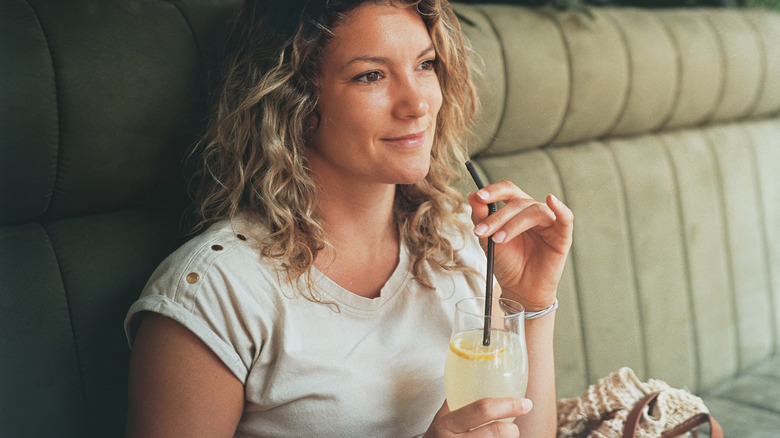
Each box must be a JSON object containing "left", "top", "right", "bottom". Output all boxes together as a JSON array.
[{"left": 524, "top": 298, "right": 558, "bottom": 320}]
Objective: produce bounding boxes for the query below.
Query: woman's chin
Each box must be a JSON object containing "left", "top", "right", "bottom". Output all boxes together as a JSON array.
[{"left": 395, "top": 167, "right": 431, "bottom": 185}]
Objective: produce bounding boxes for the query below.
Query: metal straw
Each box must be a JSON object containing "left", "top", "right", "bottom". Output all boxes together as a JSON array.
[{"left": 465, "top": 161, "right": 496, "bottom": 346}]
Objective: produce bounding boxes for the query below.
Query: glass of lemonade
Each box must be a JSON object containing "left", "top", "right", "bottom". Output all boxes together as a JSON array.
[{"left": 444, "top": 296, "right": 528, "bottom": 422}]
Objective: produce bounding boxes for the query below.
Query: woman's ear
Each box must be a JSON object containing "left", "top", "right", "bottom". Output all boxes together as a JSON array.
[{"left": 303, "top": 109, "right": 321, "bottom": 141}]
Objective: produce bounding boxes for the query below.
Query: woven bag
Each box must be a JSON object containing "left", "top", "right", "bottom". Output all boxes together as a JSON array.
[{"left": 556, "top": 367, "right": 722, "bottom": 438}]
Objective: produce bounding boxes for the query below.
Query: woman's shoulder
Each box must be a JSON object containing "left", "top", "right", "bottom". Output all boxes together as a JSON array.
[
  {"left": 125, "top": 216, "right": 276, "bottom": 380},
  {"left": 143, "top": 216, "right": 275, "bottom": 296},
  {"left": 173, "top": 217, "right": 259, "bottom": 264}
]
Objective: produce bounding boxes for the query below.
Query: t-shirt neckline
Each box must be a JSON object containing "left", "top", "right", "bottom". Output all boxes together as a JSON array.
[{"left": 311, "top": 243, "right": 412, "bottom": 313}]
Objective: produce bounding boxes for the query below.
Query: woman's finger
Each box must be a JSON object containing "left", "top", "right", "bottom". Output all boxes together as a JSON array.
[
  {"left": 445, "top": 398, "right": 532, "bottom": 433},
  {"left": 467, "top": 191, "right": 491, "bottom": 225},
  {"left": 547, "top": 194, "right": 574, "bottom": 231},
  {"left": 468, "top": 189, "right": 533, "bottom": 227},
  {"left": 468, "top": 181, "right": 526, "bottom": 218},
  {"left": 465, "top": 420, "right": 520, "bottom": 438},
  {"left": 475, "top": 200, "right": 555, "bottom": 244},
  {"left": 473, "top": 180, "right": 529, "bottom": 203}
]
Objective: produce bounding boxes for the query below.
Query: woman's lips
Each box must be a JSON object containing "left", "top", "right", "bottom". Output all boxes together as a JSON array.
[{"left": 381, "top": 131, "right": 426, "bottom": 147}]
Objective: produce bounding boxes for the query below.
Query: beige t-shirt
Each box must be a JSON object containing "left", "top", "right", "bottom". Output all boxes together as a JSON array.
[{"left": 125, "top": 212, "right": 488, "bottom": 437}]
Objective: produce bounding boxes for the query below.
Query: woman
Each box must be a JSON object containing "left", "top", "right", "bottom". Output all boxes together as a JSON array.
[{"left": 124, "top": 0, "right": 573, "bottom": 436}]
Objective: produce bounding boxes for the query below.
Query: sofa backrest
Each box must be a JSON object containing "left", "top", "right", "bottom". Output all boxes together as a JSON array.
[
  {"left": 456, "top": 4, "right": 780, "bottom": 397},
  {"left": 1, "top": 0, "right": 239, "bottom": 436}
]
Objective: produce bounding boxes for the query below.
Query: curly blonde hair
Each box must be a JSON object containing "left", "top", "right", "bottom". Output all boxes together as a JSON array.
[{"left": 193, "top": 0, "right": 480, "bottom": 296}]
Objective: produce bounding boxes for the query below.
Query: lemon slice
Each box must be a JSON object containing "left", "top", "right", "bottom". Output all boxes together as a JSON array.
[{"left": 450, "top": 332, "right": 507, "bottom": 361}]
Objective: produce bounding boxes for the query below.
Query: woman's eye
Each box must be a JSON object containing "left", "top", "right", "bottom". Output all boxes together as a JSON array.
[
  {"left": 355, "top": 71, "right": 382, "bottom": 83},
  {"left": 419, "top": 59, "right": 436, "bottom": 71}
]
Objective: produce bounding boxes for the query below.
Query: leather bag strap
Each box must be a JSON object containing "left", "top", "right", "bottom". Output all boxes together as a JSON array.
[{"left": 622, "top": 391, "right": 724, "bottom": 438}]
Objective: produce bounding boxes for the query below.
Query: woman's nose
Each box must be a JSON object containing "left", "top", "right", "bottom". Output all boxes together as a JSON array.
[{"left": 393, "top": 77, "right": 430, "bottom": 119}]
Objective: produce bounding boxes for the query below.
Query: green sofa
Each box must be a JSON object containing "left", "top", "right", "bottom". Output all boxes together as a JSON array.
[
  {"left": 456, "top": 4, "right": 780, "bottom": 437},
  {"left": 2, "top": 0, "right": 779, "bottom": 436}
]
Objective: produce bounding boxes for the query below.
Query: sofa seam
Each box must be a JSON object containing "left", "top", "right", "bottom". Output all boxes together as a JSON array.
[
  {"left": 39, "top": 221, "right": 90, "bottom": 433},
  {"left": 743, "top": 122, "right": 780, "bottom": 355},
  {"left": 160, "top": 0, "right": 206, "bottom": 77},
  {"left": 653, "top": 12, "right": 685, "bottom": 131},
  {"left": 659, "top": 134, "right": 702, "bottom": 392},
  {"left": 472, "top": 6, "right": 509, "bottom": 154},
  {"left": 23, "top": 0, "right": 61, "bottom": 219},
  {"left": 546, "top": 11, "right": 573, "bottom": 146},
  {"left": 703, "top": 127, "right": 744, "bottom": 374},
  {"left": 737, "top": 11, "right": 767, "bottom": 119},
  {"left": 706, "top": 395, "right": 780, "bottom": 416},
  {"left": 700, "top": 12, "right": 730, "bottom": 125},
  {"left": 753, "top": 372, "right": 780, "bottom": 385},
  {"left": 541, "top": 147, "right": 590, "bottom": 386},
  {"left": 158, "top": 0, "right": 211, "bottom": 212},
  {"left": 600, "top": 11, "right": 634, "bottom": 138},
  {"left": 605, "top": 141, "right": 649, "bottom": 380}
]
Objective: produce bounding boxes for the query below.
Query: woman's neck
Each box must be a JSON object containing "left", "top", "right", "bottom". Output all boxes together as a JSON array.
[{"left": 312, "top": 176, "right": 401, "bottom": 298}]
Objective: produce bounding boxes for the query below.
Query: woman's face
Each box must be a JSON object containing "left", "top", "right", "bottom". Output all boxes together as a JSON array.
[{"left": 308, "top": 3, "right": 443, "bottom": 189}]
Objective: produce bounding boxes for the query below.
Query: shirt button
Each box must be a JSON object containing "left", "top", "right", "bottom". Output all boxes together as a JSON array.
[{"left": 186, "top": 272, "right": 200, "bottom": 284}]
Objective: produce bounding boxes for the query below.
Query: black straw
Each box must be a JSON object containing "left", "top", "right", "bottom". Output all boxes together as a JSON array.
[{"left": 465, "top": 161, "right": 496, "bottom": 346}]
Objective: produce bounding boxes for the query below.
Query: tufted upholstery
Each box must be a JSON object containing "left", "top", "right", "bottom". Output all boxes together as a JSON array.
[
  {"left": 457, "top": 4, "right": 780, "bottom": 435},
  {"left": 2, "top": 1, "right": 779, "bottom": 436},
  {"left": 0, "top": 0, "right": 240, "bottom": 436}
]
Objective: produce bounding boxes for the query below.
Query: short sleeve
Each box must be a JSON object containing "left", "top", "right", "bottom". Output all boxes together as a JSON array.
[{"left": 124, "top": 224, "right": 263, "bottom": 383}]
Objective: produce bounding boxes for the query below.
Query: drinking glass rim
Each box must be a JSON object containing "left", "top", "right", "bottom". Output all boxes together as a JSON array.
[{"left": 455, "top": 296, "right": 525, "bottom": 319}]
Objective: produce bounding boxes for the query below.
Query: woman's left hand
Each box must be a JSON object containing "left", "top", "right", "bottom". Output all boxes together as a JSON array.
[{"left": 467, "top": 180, "right": 573, "bottom": 311}]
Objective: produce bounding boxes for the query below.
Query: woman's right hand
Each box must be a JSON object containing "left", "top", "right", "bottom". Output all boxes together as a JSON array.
[{"left": 423, "top": 398, "right": 533, "bottom": 437}]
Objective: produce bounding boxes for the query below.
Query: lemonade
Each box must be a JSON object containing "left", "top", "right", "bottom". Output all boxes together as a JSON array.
[{"left": 444, "top": 328, "right": 529, "bottom": 414}]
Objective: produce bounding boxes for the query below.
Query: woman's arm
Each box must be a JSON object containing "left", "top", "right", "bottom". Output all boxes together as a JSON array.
[
  {"left": 125, "top": 312, "right": 245, "bottom": 438},
  {"left": 468, "top": 181, "right": 574, "bottom": 437},
  {"left": 514, "top": 308, "right": 557, "bottom": 436}
]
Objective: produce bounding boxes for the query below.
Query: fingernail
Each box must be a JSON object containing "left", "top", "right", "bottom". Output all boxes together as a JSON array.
[
  {"left": 474, "top": 224, "right": 488, "bottom": 235},
  {"left": 551, "top": 194, "right": 561, "bottom": 204},
  {"left": 521, "top": 398, "right": 533, "bottom": 412},
  {"left": 493, "top": 230, "right": 506, "bottom": 243},
  {"left": 477, "top": 190, "right": 489, "bottom": 200}
]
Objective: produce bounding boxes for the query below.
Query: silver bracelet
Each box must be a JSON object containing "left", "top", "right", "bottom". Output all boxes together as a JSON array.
[{"left": 524, "top": 298, "right": 558, "bottom": 320}]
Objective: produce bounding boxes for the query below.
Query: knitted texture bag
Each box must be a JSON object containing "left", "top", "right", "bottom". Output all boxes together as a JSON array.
[{"left": 556, "top": 367, "right": 722, "bottom": 438}]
